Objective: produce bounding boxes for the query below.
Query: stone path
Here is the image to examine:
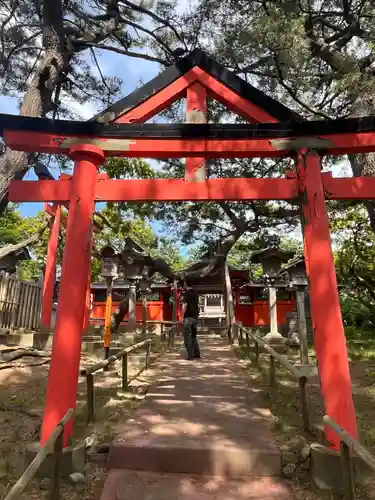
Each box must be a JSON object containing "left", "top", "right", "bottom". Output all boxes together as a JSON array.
[{"left": 100, "top": 335, "right": 293, "bottom": 500}]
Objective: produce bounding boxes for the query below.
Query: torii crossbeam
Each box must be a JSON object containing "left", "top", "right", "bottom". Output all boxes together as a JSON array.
[{"left": 2, "top": 48, "right": 373, "bottom": 452}]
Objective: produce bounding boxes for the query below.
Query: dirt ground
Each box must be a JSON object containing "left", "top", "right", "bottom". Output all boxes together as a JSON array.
[
  {"left": 0, "top": 333, "right": 171, "bottom": 500},
  {"left": 234, "top": 328, "right": 375, "bottom": 500}
]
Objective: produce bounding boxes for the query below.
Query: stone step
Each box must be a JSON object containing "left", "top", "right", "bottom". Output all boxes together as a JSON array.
[
  {"left": 108, "top": 438, "right": 281, "bottom": 478},
  {"left": 100, "top": 471, "right": 292, "bottom": 500},
  {"left": 106, "top": 338, "right": 283, "bottom": 479}
]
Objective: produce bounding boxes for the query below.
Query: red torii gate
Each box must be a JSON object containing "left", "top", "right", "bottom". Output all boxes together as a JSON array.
[
  {"left": 2, "top": 49, "right": 375, "bottom": 451},
  {"left": 41, "top": 197, "right": 103, "bottom": 331}
]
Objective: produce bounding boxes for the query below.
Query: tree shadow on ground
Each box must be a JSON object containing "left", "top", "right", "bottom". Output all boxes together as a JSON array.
[{"left": 103, "top": 335, "right": 297, "bottom": 500}]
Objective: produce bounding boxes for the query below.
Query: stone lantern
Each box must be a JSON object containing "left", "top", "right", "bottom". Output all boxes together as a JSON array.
[
  {"left": 282, "top": 257, "right": 309, "bottom": 364},
  {"left": 121, "top": 249, "right": 150, "bottom": 326},
  {"left": 250, "top": 238, "right": 294, "bottom": 344}
]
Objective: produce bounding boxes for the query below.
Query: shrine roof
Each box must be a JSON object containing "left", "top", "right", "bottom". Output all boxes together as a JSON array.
[
  {"left": 91, "top": 280, "right": 168, "bottom": 289},
  {"left": 282, "top": 256, "right": 306, "bottom": 272},
  {"left": 92, "top": 49, "right": 301, "bottom": 124},
  {"left": 250, "top": 246, "right": 295, "bottom": 264}
]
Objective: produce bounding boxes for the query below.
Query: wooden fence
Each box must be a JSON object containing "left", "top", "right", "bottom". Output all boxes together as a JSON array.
[
  {"left": 234, "top": 323, "right": 312, "bottom": 432},
  {"left": 0, "top": 272, "right": 42, "bottom": 331}
]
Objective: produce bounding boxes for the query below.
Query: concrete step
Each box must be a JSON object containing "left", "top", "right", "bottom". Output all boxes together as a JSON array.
[{"left": 101, "top": 471, "right": 292, "bottom": 500}]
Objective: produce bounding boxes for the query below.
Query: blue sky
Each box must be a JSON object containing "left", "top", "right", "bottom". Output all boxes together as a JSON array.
[{"left": 1, "top": 50, "right": 162, "bottom": 217}]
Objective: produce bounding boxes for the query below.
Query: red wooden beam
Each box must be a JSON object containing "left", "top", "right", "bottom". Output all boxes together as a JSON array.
[
  {"left": 185, "top": 82, "right": 207, "bottom": 181},
  {"left": 116, "top": 68, "right": 198, "bottom": 123},
  {"left": 10, "top": 177, "right": 299, "bottom": 202},
  {"left": 114, "top": 66, "right": 281, "bottom": 124},
  {"left": 96, "top": 178, "right": 299, "bottom": 201},
  {"left": 193, "top": 67, "right": 279, "bottom": 123},
  {"left": 9, "top": 175, "right": 375, "bottom": 204},
  {"left": 5, "top": 130, "right": 375, "bottom": 157},
  {"left": 323, "top": 174, "right": 375, "bottom": 200},
  {"left": 41, "top": 205, "right": 61, "bottom": 329},
  {"left": 9, "top": 180, "right": 71, "bottom": 201}
]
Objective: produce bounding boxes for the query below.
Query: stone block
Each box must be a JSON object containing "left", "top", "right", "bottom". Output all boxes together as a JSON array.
[
  {"left": 310, "top": 442, "right": 371, "bottom": 492},
  {"left": 25, "top": 441, "right": 86, "bottom": 479}
]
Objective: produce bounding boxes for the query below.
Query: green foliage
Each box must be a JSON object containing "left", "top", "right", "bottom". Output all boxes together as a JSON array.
[
  {"left": 332, "top": 205, "right": 375, "bottom": 328},
  {"left": 0, "top": 205, "right": 49, "bottom": 280},
  {"left": 17, "top": 260, "right": 43, "bottom": 282},
  {"left": 0, "top": 206, "right": 38, "bottom": 245}
]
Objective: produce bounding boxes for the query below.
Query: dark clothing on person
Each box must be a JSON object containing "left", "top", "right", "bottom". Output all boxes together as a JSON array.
[
  {"left": 183, "top": 317, "right": 200, "bottom": 359},
  {"left": 182, "top": 288, "right": 199, "bottom": 319},
  {"left": 182, "top": 287, "right": 200, "bottom": 359}
]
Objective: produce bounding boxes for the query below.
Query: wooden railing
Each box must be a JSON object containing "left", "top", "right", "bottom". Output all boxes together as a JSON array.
[
  {"left": 80, "top": 324, "right": 176, "bottom": 423},
  {"left": 3, "top": 409, "right": 73, "bottom": 500},
  {"left": 323, "top": 415, "right": 375, "bottom": 500},
  {"left": 235, "top": 323, "right": 311, "bottom": 432},
  {"left": 80, "top": 339, "right": 151, "bottom": 423}
]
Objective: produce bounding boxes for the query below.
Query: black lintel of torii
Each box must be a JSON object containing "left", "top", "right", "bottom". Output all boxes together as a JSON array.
[{"left": 1, "top": 113, "right": 375, "bottom": 140}]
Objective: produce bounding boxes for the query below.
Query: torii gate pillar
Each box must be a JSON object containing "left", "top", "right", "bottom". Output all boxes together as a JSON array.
[
  {"left": 298, "top": 150, "right": 358, "bottom": 449},
  {"left": 40, "top": 144, "right": 105, "bottom": 446}
]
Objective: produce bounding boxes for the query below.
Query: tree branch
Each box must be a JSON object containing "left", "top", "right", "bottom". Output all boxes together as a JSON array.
[
  {"left": 80, "top": 42, "right": 168, "bottom": 65},
  {"left": 120, "top": 0, "right": 187, "bottom": 48},
  {"left": 218, "top": 202, "right": 249, "bottom": 231},
  {"left": 0, "top": 221, "right": 49, "bottom": 260}
]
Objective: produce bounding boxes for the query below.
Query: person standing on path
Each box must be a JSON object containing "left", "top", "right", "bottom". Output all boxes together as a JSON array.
[{"left": 181, "top": 277, "right": 201, "bottom": 360}]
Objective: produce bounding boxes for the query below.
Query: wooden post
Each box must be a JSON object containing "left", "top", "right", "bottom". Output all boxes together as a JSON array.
[
  {"left": 269, "top": 355, "right": 276, "bottom": 386},
  {"left": 122, "top": 352, "right": 128, "bottom": 391},
  {"left": 40, "top": 144, "right": 104, "bottom": 447},
  {"left": 146, "top": 340, "right": 151, "bottom": 369},
  {"left": 172, "top": 279, "right": 178, "bottom": 323},
  {"left": 245, "top": 329, "right": 250, "bottom": 349},
  {"left": 41, "top": 205, "right": 60, "bottom": 330},
  {"left": 142, "top": 294, "right": 147, "bottom": 336},
  {"left": 254, "top": 341, "right": 260, "bottom": 366},
  {"left": 86, "top": 373, "right": 94, "bottom": 423},
  {"left": 297, "top": 150, "right": 357, "bottom": 448},
  {"left": 224, "top": 259, "right": 235, "bottom": 341},
  {"left": 299, "top": 376, "right": 310, "bottom": 432},
  {"left": 185, "top": 82, "right": 207, "bottom": 182},
  {"left": 340, "top": 441, "right": 355, "bottom": 500},
  {"left": 296, "top": 288, "right": 309, "bottom": 364},
  {"left": 49, "top": 428, "right": 63, "bottom": 500},
  {"left": 128, "top": 284, "right": 137, "bottom": 327}
]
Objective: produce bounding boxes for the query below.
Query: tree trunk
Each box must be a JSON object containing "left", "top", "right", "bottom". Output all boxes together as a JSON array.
[
  {"left": 182, "top": 226, "right": 245, "bottom": 280},
  {"left": 111, "top": 293, "right": 130, "bottom": 333},
  {"left": 347, "top": 97, "right": 375, "bottom": 234},
  {"left": 0, "top": 0, "right": 67, "bottom": 211},
  {"left": 348, "top": 154, "right": 375, "bottom": 234}
]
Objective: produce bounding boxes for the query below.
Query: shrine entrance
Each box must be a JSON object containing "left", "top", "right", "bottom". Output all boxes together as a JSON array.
[{"left": 2, "top": 49, "right": 375, "bottom": 450}]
